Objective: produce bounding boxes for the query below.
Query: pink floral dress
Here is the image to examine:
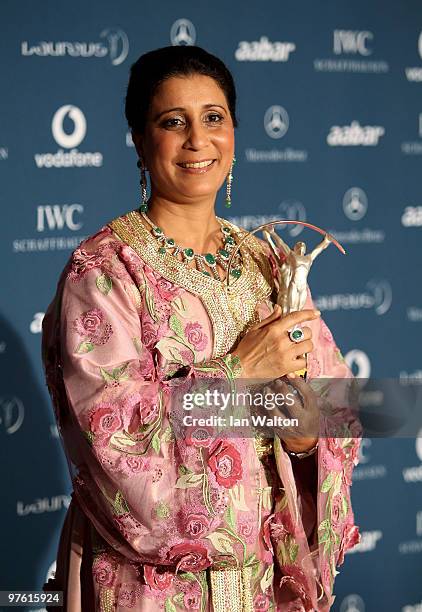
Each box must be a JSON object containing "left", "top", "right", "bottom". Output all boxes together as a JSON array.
[{"left": 41, "top": 209, "right": 361, "bottom": 612}]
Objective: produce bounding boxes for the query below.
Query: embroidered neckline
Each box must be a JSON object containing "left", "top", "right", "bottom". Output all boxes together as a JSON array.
[{"left": 108, "top": 209, "right": 272, "bottom": 356}]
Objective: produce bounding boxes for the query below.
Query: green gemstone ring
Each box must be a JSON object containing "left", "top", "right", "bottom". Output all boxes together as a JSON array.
[{"left": 288, "top": 325, "right": 304, "bottom": 343}]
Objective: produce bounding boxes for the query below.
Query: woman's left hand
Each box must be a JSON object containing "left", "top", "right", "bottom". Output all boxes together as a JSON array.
[{"left": 262, "top": 376, "right": 320, "bottom": 453}]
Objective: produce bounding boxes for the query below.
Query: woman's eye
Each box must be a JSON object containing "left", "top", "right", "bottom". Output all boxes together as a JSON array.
[
  {"left": 163, "top": 117, "right": 184, "bottom": 128},
  {"left": 206, "top": 113, "right": 223, "bottom": 123}
]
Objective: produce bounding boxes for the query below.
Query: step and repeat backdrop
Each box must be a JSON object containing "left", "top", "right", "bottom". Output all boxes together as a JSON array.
[{"left": 1, "top": 1, "right": 421, "bottom": 610}]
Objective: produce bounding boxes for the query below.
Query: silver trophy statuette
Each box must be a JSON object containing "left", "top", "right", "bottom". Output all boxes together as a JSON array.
[{"left": 262, "top": 225, "right": 335, "bottom": 316}]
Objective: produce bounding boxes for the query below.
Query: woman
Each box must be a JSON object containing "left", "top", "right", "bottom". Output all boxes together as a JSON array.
[{"left": 42, "top": 46, "right": 361, "bottom": 611}]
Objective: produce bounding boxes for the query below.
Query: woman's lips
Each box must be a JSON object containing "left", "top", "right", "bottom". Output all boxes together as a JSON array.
[{"left": 176, "top": 159, "right": 217, "bottom": 174}]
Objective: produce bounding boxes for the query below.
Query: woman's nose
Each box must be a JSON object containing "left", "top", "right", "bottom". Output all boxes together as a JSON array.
[{"left": 183, "top": 118, "right": 209, "bottom": 150}]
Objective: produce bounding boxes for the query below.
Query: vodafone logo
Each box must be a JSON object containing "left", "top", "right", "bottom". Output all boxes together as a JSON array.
[
  {"left": 52, "top": 105, "right": 86, "bottom": 148},
  {"left": 34, "top": 105, "right": 102, "bottom": 168},
  {"left": 345, "top": 349, "right": 371, "bottom": 378}
]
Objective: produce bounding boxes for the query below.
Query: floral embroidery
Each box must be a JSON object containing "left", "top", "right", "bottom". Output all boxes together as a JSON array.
[
  {"left": 207, "top": 440, "right": 243, "bottom": 489},
  {"left": 185, "top": 425, "right": 214, "bottom": 448},
  {"left": 92, "top": 552, "right": 117, "bottom": 587},
  {"left": 117, "top": 582, "right": 140, "bottom": 608},
  {"left": 90, "top": 402, "right": 122, "bottom": 436},
  {"left": 141, "top": 317, "right": 159, "bottom": 349},
  {"left": 184, "top": 322, "right": 208, "bottom": 351},
  {"left": 143, "top": 565, "right": 174, "bottom": 591},
  {"left": 113, "top": 512, "right": 145, "bottom": 540},
  {"left": 183, "top": 589, "right": 201, "bottom": 609},
  {"left": 337, "top": 523, "right": 360, "bottom": 565},
  {"left": 166, "top": 542, "right": 212, "bottom": 572},
  {"left": 67, "top": 247, "right": 107, "bottom": 282},
  {"left": 254, "top": 593, "right": 270, "bottom": 611},
  {"left": 72, "top": 308, "right": 113, "bottom": 352},
  {"left": 177, "top": 509, "right": 211, "bottom": 540}
]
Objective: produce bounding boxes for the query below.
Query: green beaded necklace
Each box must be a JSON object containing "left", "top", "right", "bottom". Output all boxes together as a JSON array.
[{"left": 140, "top": 210, "right": 242, "bottom": 281}]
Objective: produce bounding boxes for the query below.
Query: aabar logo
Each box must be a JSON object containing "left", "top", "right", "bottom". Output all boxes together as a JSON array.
[
  {"left": 346, "top": 531, "right": 382, "bottom": 553},
  {"left": 327, "top": 121, "right": 385, "bottom": 146},
  {"left": 235, "top": 36, "right": 296, "bottom": 62},
  {"left": 402, "top": 206, "right": 422, "bottom": 227}
]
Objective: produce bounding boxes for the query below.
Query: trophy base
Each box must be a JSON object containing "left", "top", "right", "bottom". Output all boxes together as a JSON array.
[{"left": 294, "top": 367, "right": 307, "bottom": 380}]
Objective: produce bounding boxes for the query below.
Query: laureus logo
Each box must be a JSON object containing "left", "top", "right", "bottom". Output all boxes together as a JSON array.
[
  {"left": 343, "top": 187, "right": 368, "bottom": 221},
  {"left": 170, "top": 19, "right": 196, "bottom": 46},
  {"left": 367, "top": 279, "right": 392, "bottom": 315},
  {"left": 21, "top": 28, "right": 129, "bottom": 65},
  {"left": 99, "top": 28, "right": 129, "bottom": 66},
  {"left": 52, "top": 105, "right": 86, "bottom": 148},
  {"left": 0, "top": 396, "right": 24, "bottom": 434},
  {"left": 277, "top": 200, "right": 306, "bottom": 236},
  {"left": 264, "top": 105, "right": 289, "bottom": 139}
]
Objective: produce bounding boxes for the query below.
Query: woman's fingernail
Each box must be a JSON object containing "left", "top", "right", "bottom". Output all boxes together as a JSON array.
[{"left": 314, "top": 309, "right": 321, "bottom": 316}]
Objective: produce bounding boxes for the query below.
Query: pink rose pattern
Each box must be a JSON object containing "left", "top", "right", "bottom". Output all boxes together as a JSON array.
[
  {"left": 207, "top": 440, "right": 243, "bottom": 488},
  {"left": 73, "top": 308, "right": 113, "bottom": 346},
  {"left": 49, "top": 227, "right": 362, "bottom": 611},
  {"left": 184, "top": 322, "right": 208, "bottom": 351}
]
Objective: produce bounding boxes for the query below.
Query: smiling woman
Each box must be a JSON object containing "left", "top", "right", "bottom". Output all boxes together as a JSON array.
[{"left": 42, "top": 45, "right": 361, "bottom": 612}]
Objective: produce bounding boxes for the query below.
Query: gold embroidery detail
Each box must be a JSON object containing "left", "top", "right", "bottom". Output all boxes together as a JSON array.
[
  {"left": 209, "top": 566, "right": 254, "bottom": 612},
  {"left": 109, "top": 210, "right": 273, "bottom": 357},
  {"left": 99, "top": 587, "right": 114, "bottom": 612},
  {"left": 254, "top": 433, "right": 274, "bottom": 460}
]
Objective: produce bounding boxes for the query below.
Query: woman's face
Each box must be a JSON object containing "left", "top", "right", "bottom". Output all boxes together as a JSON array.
[{"left": 133, "top": 74, "right": 235, "bottom": 203}]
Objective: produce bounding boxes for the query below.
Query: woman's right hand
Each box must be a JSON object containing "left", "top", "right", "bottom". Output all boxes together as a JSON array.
[{"left": 232, "top": 305, "right": 321, "bottom": 381}]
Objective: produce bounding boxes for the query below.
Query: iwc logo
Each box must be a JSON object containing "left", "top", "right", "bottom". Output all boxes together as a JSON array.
[
  {"left": 264, "top": 105, "right": 289, "bottom": 139},
  {"left": 170, "top": 19, "right": 196, "bottom": 46}
]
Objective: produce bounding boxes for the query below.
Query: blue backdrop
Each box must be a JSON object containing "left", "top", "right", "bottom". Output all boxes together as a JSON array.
[{"left": 1, "top": 1, "right": 422, "bottom": 611}]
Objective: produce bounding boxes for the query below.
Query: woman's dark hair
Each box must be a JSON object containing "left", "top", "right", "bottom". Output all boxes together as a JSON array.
[{"left": 125, "top": 46, "right": 238, "bottom": 134}]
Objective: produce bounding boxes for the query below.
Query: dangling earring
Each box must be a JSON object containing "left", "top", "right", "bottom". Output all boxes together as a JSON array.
[
  {"left": 137, "top": 158, "right": 148, "bottom": 212},
  {"left": 225, "top": 155, "right": 236, "bottom": 208}
]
